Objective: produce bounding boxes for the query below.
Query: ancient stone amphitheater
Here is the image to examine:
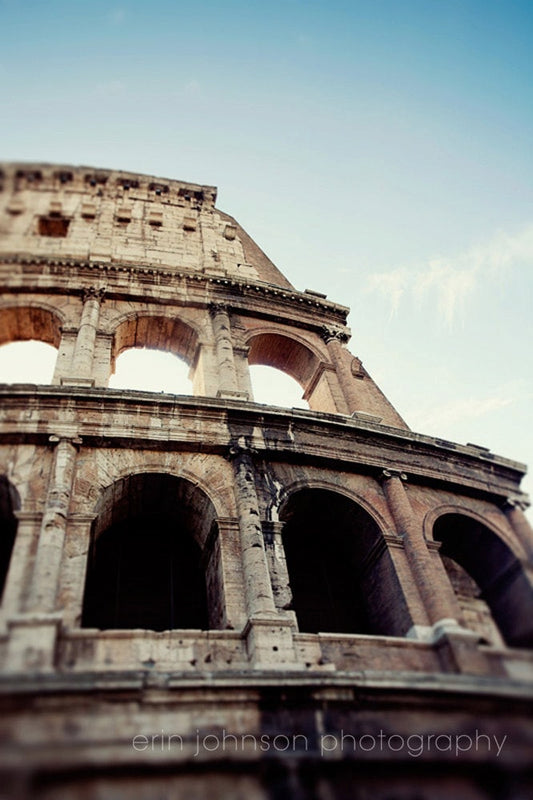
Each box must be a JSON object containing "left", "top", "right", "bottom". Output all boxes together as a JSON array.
[{"left": 0, "top": 163, "right": 532, "bottom": 799}]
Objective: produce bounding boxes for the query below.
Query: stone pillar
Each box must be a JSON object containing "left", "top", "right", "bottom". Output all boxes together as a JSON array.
[
  {"left": 503, "top": 498, "right": 533, "bottom": 561},
  {"left": 228, "top": 442, "right": 300, "bottom": 667},
  {"left": 381, "top": 470, "right": 491, "bottom": 674},
  {"left": 0, "top": 511, "right": 41, "bottom": 620},
  {"left": 92, "top": 331, "right": 114, "bottom": 388},
  {"left": 67, "top": 287, "right": 105, "bottom": 384},
  {"left": 320, "top": 326, "right": 360, "bottom": 414},
  {"left": 26, "top": 436, "right": 80, "bottom": 613},
  {"left": 262, "top": 520, "right": 296, "bottom": 623},
  {"left": 209, "top": 303, "right": 243, "bottom": 398},
  {"left": 52, "top": 326, "right": 77, "bottom": 385},
  {"left": 56, "top": 512, "right": 95, "bottom": 628},
  {"left": 5, "top": 437, "right": 80, "bottom": 672},
  {"left": 228, "top": 444, "right": 277, "bottom": 620},
  {"left": 381, "top": 470, "right": 460, "bottom": 629},
  {"left": 233, "top": 345, "right": 253, "bottom": 398}
]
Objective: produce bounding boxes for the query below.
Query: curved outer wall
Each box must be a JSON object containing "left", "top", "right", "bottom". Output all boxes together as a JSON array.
[{"left": 0, "top": 163, "right": 532, "bottom": 799}]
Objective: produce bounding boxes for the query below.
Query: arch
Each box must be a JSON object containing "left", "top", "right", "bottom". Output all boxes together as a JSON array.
[
  {"left": 110, "top": 312, "right": 199, "bottom": 368},
  {"left": 279, "top": 487, "right": 408, "bottom": 636},
  {"left": 0, "top": 475, "right": 20, "bottom": 601},
  {"left": 433, "top": 512, "right": 533, "bottom": 649},
  {"left": 0, "top": 304, "right": 62, "bottom": 348},
  {"left": 275, "top": 478, "right": 391, "bottom": 534},
  {"left": 249, "top": 364, "right": 308, "bottom": 408},
  {"left": 246, "top": 331, "right": 322, "bottom": 389},
  {"left": 82, "top": 472, "right": 222, "bottom": 632},
  {"left": 424, "top": 503, "right": 519, "bottom": 555},
  {"left": 90, "top": 464, "right": 229, "bottom": 527}
]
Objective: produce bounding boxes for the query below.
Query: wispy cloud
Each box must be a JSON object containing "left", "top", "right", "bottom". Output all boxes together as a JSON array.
[
  {"left": 413, "top": 378, "right": 532, "bottom": 434},
  {"left": 366, "top": 224, "right": 533, "bottom": 326},
  {"left": 417, "top": 393, "right": 514, "bottom": 431}
]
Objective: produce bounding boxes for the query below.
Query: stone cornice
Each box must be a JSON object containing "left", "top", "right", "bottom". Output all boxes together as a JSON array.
[
  {"left": 0, "top": 385, "right": 527, "bottom": 502},
  {"left": 0, "top": 253, "right": 349, "bottom": 323},
  {"left": 0, "top": 162, "right": 217, "bottom": 206}
]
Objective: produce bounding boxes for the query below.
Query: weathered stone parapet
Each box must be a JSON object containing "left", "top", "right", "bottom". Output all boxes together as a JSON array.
[
  {"left": 26, "top": 436, "right": 80, "bottom": 614},
  {"left": 5, "top": 612, "right": 62, "bottom": 672}
]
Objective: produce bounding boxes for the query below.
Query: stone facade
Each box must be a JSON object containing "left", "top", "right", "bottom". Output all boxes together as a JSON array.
[{"left": 0, "top": 163, "right": 532, "bottom": 799}]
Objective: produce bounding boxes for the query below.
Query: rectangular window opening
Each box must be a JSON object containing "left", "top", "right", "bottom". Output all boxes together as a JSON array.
[{"left": 38, "top": 216, "right": 70, "bottom": 237}]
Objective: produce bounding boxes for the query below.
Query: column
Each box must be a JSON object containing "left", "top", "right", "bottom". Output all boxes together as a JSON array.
[
  {"left": 503, "top": 498, "right": 533, "bottom": 562},
  {"left": 227, "top": 442, "right": 300, "bottom": 667},
  {"left": 228, "top": 444, "right": 277, "bottom": 619},
  {"left": 209, "top": 303, "right": 246, "bottom": 398},
  {"left": 233, "top": 345, "right": 253, "bottom": 399},
  {"left": 381, "top": 470, "right": 492, "bottom": 675},
  {"left": 262, "top": 520, "right": 296, "bottom": 622},
  {"left": 6, "top": 437, "right": 80, "bottom": 672},
  {"left": 202, "top": 518, "right": 247, "bottom": 632},
  {"left": 0, "top": 511, "right": 41, "bottom": 620},
  {"left": 56, "top": 512, "right": 95, "bottom": 628},
  {"left": 26, "top": 436, "right": 80, "bottom": 612},
  {"left": 52, "top": 326, "right": 77, "bottom": 384},
  {"left": 92, "top": 331, "right": 114, "bottom": 387},
  {"left": 320, "top": 326, "right": 359, "bottom": 414},
  {"left": 381, "top": 470, "right": 460, "bottom": 629},
  {"left": 67, "top": 287, "right": 105, "bottom": 384}
]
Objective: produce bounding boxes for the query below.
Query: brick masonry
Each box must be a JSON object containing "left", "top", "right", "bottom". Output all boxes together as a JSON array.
[{"left": 0, "top": 164, "right": 532, "bottom": 798}]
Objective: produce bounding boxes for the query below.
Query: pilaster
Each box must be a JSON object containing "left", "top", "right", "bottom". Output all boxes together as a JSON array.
[
  {"left": 503, "top": 498, "right": 533, "bottom": 562},
  {"left": 62, "top": 286, "right": 106, "bottom": 386},
  {"left": 227, "top": 443, "right": 300, "bottom": 668},
  {"left": 209, "top": 303, "right": 248, "bottom": 400}
]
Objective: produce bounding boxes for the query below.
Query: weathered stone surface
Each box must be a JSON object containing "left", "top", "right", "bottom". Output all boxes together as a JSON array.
[{"left": 0, "top": 163, "right": 532, "bottom": 798}]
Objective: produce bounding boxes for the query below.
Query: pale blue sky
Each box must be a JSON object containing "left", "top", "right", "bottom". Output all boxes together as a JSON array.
[{"left": 1, "top": 0, "right": 532, "bottom": 506}]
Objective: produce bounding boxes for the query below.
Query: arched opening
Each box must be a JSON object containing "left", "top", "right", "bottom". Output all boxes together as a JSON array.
[
  {"left": 249, "top": 364, "right": 308, "bottom": 409},
  {"left": 280, "top": 489, "right": 406, "bottom": 636},
  {"left": 0, "top": 476, "right": 20, "bottom": 601},
  {"left": 82, "top": 473, "right": 221, "bottom": 632},
  {"left": 247, "top": 332, "right": 342, "bottom": 413},
  {"left": 0, "top": 340, "right": 57, "bottom": 384},
  {"left": 0, "top": 306, "right": 61, "bottom": 384},
  {"left": 109, "top": 348, "right": 192, "bottom": 394},
  {"left": 248, "top": 333, "right": 318, "bottom": 388},
  {"left": 110, "top": 315, "right": 197, "bottom": 395},
  {"left": 434, "top": 513, "right": 533, "bottom": 648}
]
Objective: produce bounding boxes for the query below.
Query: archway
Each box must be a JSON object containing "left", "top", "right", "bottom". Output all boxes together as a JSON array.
[
  {"left": 109, "top": 348, "right": 192, "bottom": 394},
  {"left": 247, "top": 332, "right": 318, "bottom": 388},
  {"left": 434, "top": 513, "right": 533, "bottom": 648},
  {"left": 82, "top": 473, "right": 220, "bottom": 631},
  {"left": 0, "top": 306, "right": 61, "bottom": 384},
  {"left": 249, "top": 364, "right": 308, "bottom": 409},
  {"left": 110, "top": 314, "right": 197, "bottom": 394},
  {"left": 0, "top": 476, "right": 20, "bottom": 601},
  {"left": 280, "top": 489, "right": 406, "bottom": 636}
]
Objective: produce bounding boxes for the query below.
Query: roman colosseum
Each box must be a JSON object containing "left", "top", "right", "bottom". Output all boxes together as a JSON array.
[{"left": 0, "top": 163, "right": 532, "bottom": 799}]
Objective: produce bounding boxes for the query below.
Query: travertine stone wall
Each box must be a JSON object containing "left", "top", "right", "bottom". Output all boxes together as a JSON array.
[{"left": 1, "top": 164, "right": 533, "bottom": 798}]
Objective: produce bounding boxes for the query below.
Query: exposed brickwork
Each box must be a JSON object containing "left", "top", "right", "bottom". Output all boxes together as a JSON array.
[{"left": 0, "top": 164, "right": 532, "bottom": 798}]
